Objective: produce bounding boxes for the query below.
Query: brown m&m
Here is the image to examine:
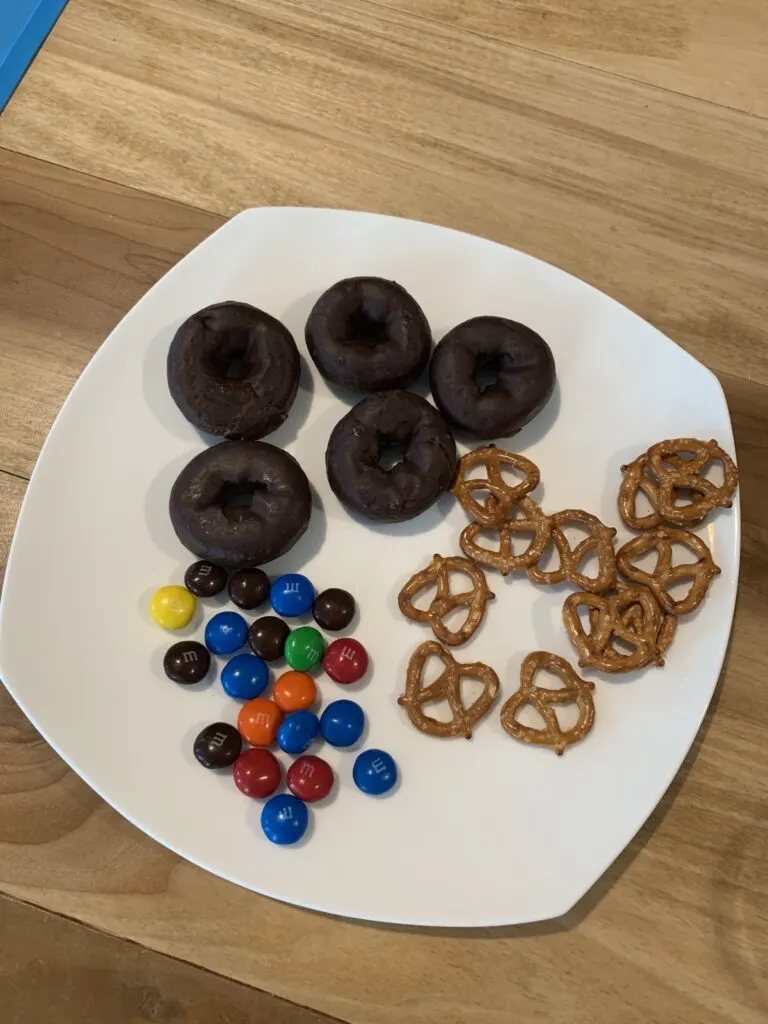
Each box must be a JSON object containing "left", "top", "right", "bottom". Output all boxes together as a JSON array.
[
  {"left": 228, "top": 568, "right": 270, "bottom": 610},
  {"left": 184, "top": 560, "right": 227, "bottom": 598},
  {"left": 249, "top": 616, "right": 291, "bottom": 661},
  {"left": 313, "top": 588, "right": 356, "bottom": 631},
  {"left": 193, "top": 722, "right": 242, "bottom": 768},
  {"left": 164, "top": 640, "right": 211, "bottom": 684}
]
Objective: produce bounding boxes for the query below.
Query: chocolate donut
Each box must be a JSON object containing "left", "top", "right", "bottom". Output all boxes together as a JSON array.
[
  {"left": 305, "top": 277, "right": 431, "bottom": 393},
  {"left": 167, "top": 302, "right": 300, "bottom": 440},
  {"left": 429, "top": 317, "right": 556, "bottom": 440},
  {"left": 326, "top": 390, "right": 456, "bottom": 523},
  {"left": 169, "top": 441, "right": 312, "bottom": 569}
]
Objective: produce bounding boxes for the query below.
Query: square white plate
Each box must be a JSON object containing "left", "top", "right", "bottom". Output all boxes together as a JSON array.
[{"left": 0, "top": 208, "right": 738, "bottom": 927}]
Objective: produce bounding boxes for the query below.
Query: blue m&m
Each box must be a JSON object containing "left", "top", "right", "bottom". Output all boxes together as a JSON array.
[
  {"left": 277, "top": 709, "right": 319, "bottom": 754},
  {"left": 320, "top": 699, "right": 365, "bottom": 748},
  {"left": 353, "top": 749, "right": 398, "bottom": 795},
  {"left": 221, "top": 653, "right": 269, "bottom": 700},
  {"left": 261, "top": 794, "right": 309, "bottom": 845},
  {"left": 270, "top": 573, "right": 315, "bottom": 617},
  {"left": 204, "top": 611, "right": 248, "bottom": 655}
]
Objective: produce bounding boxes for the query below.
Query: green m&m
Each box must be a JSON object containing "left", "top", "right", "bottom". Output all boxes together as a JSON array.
[{"left": 284, "top": 626, "right": 325, "bottom": 671}]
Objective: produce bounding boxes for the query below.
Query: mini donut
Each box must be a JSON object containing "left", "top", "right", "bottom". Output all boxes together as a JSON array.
[
  {"left": 167, "top": 302, "right": 300, "bottom": 440},
  {"left": 169, "top": 441, "right": 312, "bottom": 569},
  {"left": 305, "top": 277, "right": 431, "bottom": 393},
  {"left": 326, "top": 390, "right": 456, "bottom": 523},
  {"left": 429, "top": 317, "right": 556, "bottom": 440}
]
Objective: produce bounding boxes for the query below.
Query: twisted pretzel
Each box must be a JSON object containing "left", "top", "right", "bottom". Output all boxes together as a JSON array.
[
  {"left": 589, "top": 582, "right": 677, "bottom": 658},
  {"left": 526, "top": 509, "right": 617, "bottom": 592},
  {"left": 459, "top": 497, "right": 553, "bottom": 575},
  {"left": 563, "top": 587, "right": 665, "bottom": 673},
  {"left": 398, "top": 553, "right": 495, "bottom": 646},
  {"left": 500, "top": 651, "right": 595, "bottom": 755},
  {"left": 615, "top": 526, "right": 720, "bottom": 616},
  {"left": 399, "top": 640, "right": 500, "bottom": 738},
  {"left": 451, "top": 446, "right": 540, "bottom": 527},
  {"left": 618, "top": 439, "right": 738, "bottom": 530}
]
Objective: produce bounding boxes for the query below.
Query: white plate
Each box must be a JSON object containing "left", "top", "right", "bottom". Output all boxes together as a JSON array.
[{"left": 0, "top": 209, "right": 738, "bottom": 927}]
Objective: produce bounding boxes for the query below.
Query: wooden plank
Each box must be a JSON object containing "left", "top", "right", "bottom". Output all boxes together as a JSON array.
[
  {"left": 0, "top": 892, "right": 339, "bottom": 1024},
  {"left": 0, "top": 151, "right": 766, "bottom": 1024},
  {"left": 0, "top": 148, "right": 221, "bottom": 477},
  {"left": 386, "top": 0, "right": 768, "bottom": 117},
  {"left": 0, "top": 0, "right": 767, "bottom": 386}
]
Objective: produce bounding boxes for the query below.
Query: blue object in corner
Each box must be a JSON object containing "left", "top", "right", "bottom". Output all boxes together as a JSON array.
[{"left": 0, "top": 1, "right": 70, "bottom": 112}]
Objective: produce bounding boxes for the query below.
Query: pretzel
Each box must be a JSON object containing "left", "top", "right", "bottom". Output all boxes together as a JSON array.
[
  {"left": 526, "top": 509, "right": 617, "bottom": 592},
  {"left": 588, "top": 584, "right": 677, "bottom": 658},
  {"left": 649, "top": 438, "right": 738, "bottom": 526},
  {"left": 399, "top": 640, "right": 500, "bottom": 738},
  {"left": 500, "top": 651, "right": 595, "bottom": 755},
  {"left": 563, "top": 587, "right": 665, "bottom": 673},
  {"left": 398, "top": 553, "right": 495, "bottom": 646},
  {"left": 451, "top": 446, "right": 540, "bottom": 527},
  {"left": 459, "top": 497, "right": 553, "bottom": 575},
  {"left": 615, "top": 526, "right": 720, "bottom": 616},
  {"left": 618, "top": 439, "right": 738, "bottom": 530}
]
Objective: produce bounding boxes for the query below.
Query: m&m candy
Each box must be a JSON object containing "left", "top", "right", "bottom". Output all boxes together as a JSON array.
[
  {"left": 261, "top": 794, "right": 308, "bottom": 845},
  {"left": 323, "top": 638, "right": 368, "bottom": 684},
  {"left": 284, "top": 626, "right": 325, "bottom": 672},
  {"left": 287, "top": 755, "right": 334, "bottom": 803},
  {"left": 205, "top": 611, "right": 248, "bottom": 655},
  {"left": 193, "top": 723, "right": 242, "bottom": 769},
  {"left": 273, "top": 671, "right": 317, "bottom": 713},
  {"left": 270, "top": 573, "right": 315, "bottom": 617},
  {"left": 313, "top": 588, "right": 356, "bottom": 631},
  {"left": 150, "top": 585, "right": 196, "bottom": 630},
  {"left": 249, "top": 616, "right": 290, "bottom": 661},
  {"left": 238, "top": 698, "right": 283, "bottom": 746},
  {"left": 320, "top": 699, "right": 365, "bottom": 748},
  {"left": 353, "top": 749, "right": 398, "bottom": 795},
  {"left": 221, "top": 653, "right": 269, "bottom": 700},
  {"left": 277, "top": 709, "right": 319, "bottom": 755},
  {"left": 228, "top": 568, "right": 270, "bottom": 610},
  {"left": 184, "top": 560, "right": 227, "bottom": 598},
  {"left": 233, "top": 748, "right": 282, "bottom": 799},
  {"left": 164, "top": 641, "right": 210, "bottom": 684}
]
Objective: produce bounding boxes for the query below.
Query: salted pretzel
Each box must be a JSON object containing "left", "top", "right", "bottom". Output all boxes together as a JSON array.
[
  {"left": 648, "top": 438, "right": 739, "bottom": 525},
  {"left": 500, "top": 651, "right": 595, "bottom": 755},
  {"left": 526, "top": 509, "right": 617, "bottom": 592},
  {"left": 398, "top": 553, "right": 495, "bottom": 646},
  {"left": 618, "top": 439, "right": 738, "bottom": 530},
  {"left": 399, "top": 640, "right": 500, "bottom": 738},
  {"left": 563, "top": 586, "right": 666, "bottom": 673},
  {"left": 615, "top": 526, "right": 720, "bottom": 616},
  {"left": 459, "top": 497, "right": 553, "bottom": 575},
  {"left": 589, "top": 582, "right": 677, "bottom": 658},
  {"left": 451, "top": 446, "right": 540, "bottom": 527}
]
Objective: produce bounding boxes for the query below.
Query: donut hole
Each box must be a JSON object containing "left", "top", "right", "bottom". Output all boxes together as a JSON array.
[
  {"left": 473, "top": 352, "right": 501, "bottom": 393},
  {"left": 377, "top": 436, "right": 408, "bottom": 472},
  {"left": 347, "top": 304, "right": 390, "bottom": 346},
  {"left": 204, "top": 330, "right": 258, "bottom": 382},
  {"left": 218, "top": 480, "right": 266, "bottom": 524}
]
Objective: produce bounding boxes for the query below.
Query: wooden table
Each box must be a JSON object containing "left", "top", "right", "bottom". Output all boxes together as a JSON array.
[{"left": 1, "top": 2, "right": 767, "bottom": 1021}]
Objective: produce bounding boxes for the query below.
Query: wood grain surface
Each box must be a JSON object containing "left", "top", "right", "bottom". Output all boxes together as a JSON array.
[{"left": 0, "top": 0, "right": 767, "bottom": 1020}]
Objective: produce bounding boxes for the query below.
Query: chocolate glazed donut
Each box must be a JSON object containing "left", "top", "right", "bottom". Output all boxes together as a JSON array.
[
  {"left": 429, "top": 317, "right": 556, "bottom": 440},
  {"left": 167, "top": 302, "right": 300, "bottom": 440},
  {"left": 170, "top": 441, "right": 312, "bottom": 569},
  {"left": 326, "top": 390, "right": 456, "bottom": 523},
  {"left": 305, "top": 277, "right": 432, "bottom": 393}
]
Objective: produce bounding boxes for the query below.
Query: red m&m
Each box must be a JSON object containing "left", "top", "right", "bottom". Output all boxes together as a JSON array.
[
  {"left": 287, "top": 755, "right": 334, "bottom": 802},
  {"left": 233, "top": 749, "right": 282, "bottom": 799},
  {"left": 323, "top": 638, "right": 368, "bottom": 684}
]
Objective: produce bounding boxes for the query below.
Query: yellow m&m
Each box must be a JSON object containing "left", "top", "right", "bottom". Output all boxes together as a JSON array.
[{"left": 150, "top": 585, "right": 196, "bottom": 630}]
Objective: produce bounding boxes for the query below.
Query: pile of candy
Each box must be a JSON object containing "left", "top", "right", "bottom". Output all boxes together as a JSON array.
[{"left": 151, "top": 564, "right": 398, "bottom": 845}]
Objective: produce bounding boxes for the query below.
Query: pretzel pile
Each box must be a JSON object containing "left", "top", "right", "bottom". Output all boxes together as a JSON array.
[{"left": 395, "top": 437, "right": 738, "bottom": 754}]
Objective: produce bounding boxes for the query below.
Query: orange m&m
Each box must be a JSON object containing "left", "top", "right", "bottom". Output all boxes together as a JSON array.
[
  {"left": 238, "top": 698, "right": 283, "bottom": 747},
  {"left": 273, "top": 671, "right": 317, "bottom": 713}
]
